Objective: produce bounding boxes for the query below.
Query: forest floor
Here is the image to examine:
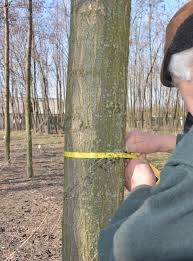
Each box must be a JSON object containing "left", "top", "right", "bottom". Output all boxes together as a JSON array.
[
  {"left": 0, "top": 131, "right": 64, "bottom": 261},
  {"left": 0, "top": 130, "right": 170, "bottom": 261}
]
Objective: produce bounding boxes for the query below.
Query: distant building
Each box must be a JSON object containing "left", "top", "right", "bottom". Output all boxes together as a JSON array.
[{"left": 0, "top": 97, "right": 65, "bottom": 133}]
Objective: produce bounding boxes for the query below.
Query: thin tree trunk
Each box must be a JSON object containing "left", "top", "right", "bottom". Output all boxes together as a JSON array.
[
  {"left": 25, "top": 0, "right": 33, "bottom": 178},
  {"left": 148, "top": 0, "right": 153, "bottom": 128},
  {"left": 165, "top": 87, "right": 172, "bottom": 126},
  {"left": 55, "top": 54, "right": 60, "bottom": 131},
  {"left": 4, "top": 0, "right": 10, "bottom": 162},
  {"left": 63, "top": 1, "right": 131, "bottom": 260},
  {"left": 0, "top": 88, "right": 5, "bottom": 129},
  {"left": 173, "top": 90, "right": 179, "bottom": 128}
]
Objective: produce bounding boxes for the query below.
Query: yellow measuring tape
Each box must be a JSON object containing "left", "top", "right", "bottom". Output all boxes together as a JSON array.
[{"left": 64, "top": 151, "right": 160, "bottom": 182}]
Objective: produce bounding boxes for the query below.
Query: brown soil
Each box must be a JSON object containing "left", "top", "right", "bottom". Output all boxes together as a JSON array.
[{"left": 0, "top": 131, "right": 64, "bottom": 261}]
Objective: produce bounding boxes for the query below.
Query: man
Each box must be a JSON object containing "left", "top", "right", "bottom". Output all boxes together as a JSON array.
[{"left": 98, "top": 1, "right": 193, "bottom": 260}]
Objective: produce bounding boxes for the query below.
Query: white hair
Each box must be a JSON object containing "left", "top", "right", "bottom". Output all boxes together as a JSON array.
[{"left": 168, "top": 47, "right": 193, "bottom": 81}]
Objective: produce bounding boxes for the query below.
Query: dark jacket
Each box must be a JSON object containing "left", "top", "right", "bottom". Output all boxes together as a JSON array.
[
  {"left": 98, "top": 126, "right": 193, "bottom": 261},
  {"left": 184, "top": 112, "right": 193, "bottom": 133}
]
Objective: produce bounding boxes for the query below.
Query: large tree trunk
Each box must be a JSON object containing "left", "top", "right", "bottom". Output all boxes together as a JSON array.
[
  {"left": 63, "top": 1, "right": 131, "bottom": 260},
  {"left": 4, "top": 0, "right": 10, "bottom": 162},
  {"left": 25, "top": 0, "right": 33, "bottom": 178}
]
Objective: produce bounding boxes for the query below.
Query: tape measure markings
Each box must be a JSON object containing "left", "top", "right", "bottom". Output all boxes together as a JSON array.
[{"left": 64, "top": 151, "right": 138, "bottom": 159}]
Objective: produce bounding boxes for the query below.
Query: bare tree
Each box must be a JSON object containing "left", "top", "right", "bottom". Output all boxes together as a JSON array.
[
  {"left": 4, "top": 0, "right": 10, "bottom": 162},
  {"left": 63, "top": 1, "right": 131, "bottom": 260},
  {"left": 25, "top": 0, "right": 33, "bottom": 177}
]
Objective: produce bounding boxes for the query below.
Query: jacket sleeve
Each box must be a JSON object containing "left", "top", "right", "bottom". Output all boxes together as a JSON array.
[
  {"left": 98, "top": 185, "right": 151, "bottom": 261},
  {"left": 112, "top": 126, "right": 193, "bottom": 261}
]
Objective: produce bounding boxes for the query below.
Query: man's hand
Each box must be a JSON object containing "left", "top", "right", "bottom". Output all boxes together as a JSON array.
[
  {"left": 124, "top": 158, "right": 156, "bottom": 191},
  {"left": 126, "top": 130, "right": 161, "bottom": 154},
  {"left": 126, "top": 130, "right": 176, "bottom": 154}
]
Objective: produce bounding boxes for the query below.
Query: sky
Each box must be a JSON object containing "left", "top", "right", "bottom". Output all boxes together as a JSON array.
[{"left": 164, "top": 0, "right": 187, "bottom": 16}]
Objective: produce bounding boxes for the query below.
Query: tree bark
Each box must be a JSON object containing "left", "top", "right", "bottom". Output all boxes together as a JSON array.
[
  {"left": 25, "top": 0, "right": 33, "bottom": 178},
  {"left": 4, "top": 0, "right": 10, "bottom": 162},
  {"left": 63, "top": 1, "right": 131, "bottom": 260}
]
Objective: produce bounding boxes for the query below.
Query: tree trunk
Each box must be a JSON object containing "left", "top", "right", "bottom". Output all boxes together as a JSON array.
[
  {"left": 4, "top": 0, "right": 10, "bottom": 162},
  {"left": 63, "top": 1, "right": 131, "bottom": 260},
  {"left": 25, "top": 0, "right": 33, "bottom": 178},
  {"left": 148, "top": 0, "right": 153, "bottom": 128}
]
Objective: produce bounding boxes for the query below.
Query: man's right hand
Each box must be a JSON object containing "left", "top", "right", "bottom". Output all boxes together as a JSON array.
[
  {"left": 125, "top": 130, "right": 161, "bottom": 154},
  {"left": 126, "top": 130, "right": 176, "bottom": 154}
]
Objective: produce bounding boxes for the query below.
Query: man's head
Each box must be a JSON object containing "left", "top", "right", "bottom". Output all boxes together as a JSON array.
[{"left": 161, "top": 0, "right": 193, "bottom": 87}]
